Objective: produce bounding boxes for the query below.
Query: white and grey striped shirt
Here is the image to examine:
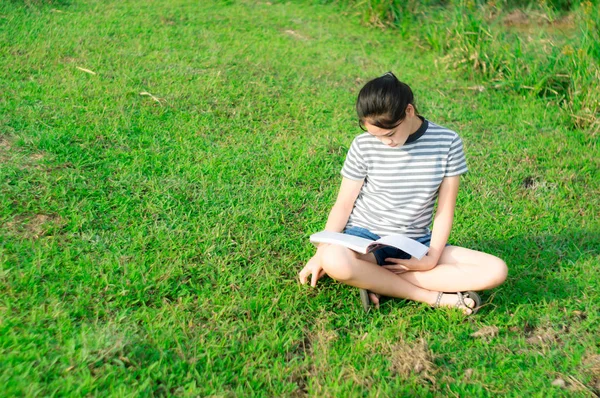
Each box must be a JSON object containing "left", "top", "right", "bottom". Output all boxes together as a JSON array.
[{"left": 341, "top": 118, "right": 468, "bottom": 237}]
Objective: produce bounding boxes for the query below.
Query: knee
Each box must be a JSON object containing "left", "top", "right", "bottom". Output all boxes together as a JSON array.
[
  {"left": 487, "top": 256, "right": 508, "bottom": 288},
  {"left": 320, "top": 245, "right": 358, "bottom": 282}
]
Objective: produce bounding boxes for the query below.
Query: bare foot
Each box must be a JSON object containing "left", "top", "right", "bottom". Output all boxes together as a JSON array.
[{"left": 434, "top": 292, "right": 477, "bottom": 315}]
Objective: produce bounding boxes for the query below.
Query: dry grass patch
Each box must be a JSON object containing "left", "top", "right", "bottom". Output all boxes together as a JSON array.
[
  {"left": 390, "top": 338, "right": 436, "bottom": 383},
  {"left": 503, "top": 9, "right": 529, "bottom": 26},
  {"left": 525, "top": 324, "right": 564, "bottom": 346},
  {"left": 4, "top": 214, "right": 61, "bottom": 239},
  {"left": 305, "top": 318, "right": 338, "bottom": 394},
  {"left": 582, "top": 354, "right": 600, "bottom": 393},
  {"left": 29, "top": 153, "right": 45, "bottom": 161},
  {"left": 371, "top": 337, "right": 437, "bottom": 385},
  {"left": 286, "top": 332, "right": 311, "bottom": 397},
  {"left": 287, "top": 316, "right": 377, "bottom": 396},
  {"left": 283, "top": 29, "right": 310, "bottom": 41},
  {"left": 285, "top": 317, "right": 337, "bottom": 396},
  {"left": 470, "top": 325, "right": 500, "bottom": 340},
  {"left": 0, "top": 135, "right": 9, "bottom": 148},
  {"left": 0, "top": 135, "right": 12, "bottom": 163},
  {"left": 0, "top": 135, "right": 46, "bottom": 169}
]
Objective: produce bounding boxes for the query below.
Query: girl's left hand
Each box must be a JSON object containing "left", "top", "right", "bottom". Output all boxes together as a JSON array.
[{"left": 383, "top": 253, "right": 439, "bottom": 272}]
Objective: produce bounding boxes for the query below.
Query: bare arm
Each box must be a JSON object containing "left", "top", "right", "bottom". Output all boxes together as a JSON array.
[
  {"left": 427, "top": 175, "right": 460, "bottom": 263},
  {"left": 299, "top": 177, "right": 364, "bottom": 286},
  {"left": 322, "top": 177, "right": 364, "bottom": 233}
]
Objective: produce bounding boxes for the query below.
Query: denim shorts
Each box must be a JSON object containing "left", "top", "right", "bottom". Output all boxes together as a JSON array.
[{"left": 343, "top": 226, "right": 432, "bottom": 266}]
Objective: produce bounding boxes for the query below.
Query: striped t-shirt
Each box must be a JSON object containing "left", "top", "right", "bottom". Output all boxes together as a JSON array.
[{"left": 341, "top": 117, "right": 468, "bottom": 237}]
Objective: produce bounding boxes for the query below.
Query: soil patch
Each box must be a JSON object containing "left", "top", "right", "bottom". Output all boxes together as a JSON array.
[
  {"left": 503, "top": 10, "right": 529, "bottom": 26},
  {"left": 284, "top": 29, "right": 310, "bottom": 41},
  {"left": 372, "top": 338, "right": 437, "bottom": 384},
  {"left": 0, "top": 135, "right": 11, "bottom": 162},
  {"left": 471, "top": 325, "right": 499, "bottom": 339},
  {"left": 286, "top": 318, "right": 338, "bottom": 396},
  {"left": 582, "top": 354, "right": 600, "bottom": 393},
  {"left": 0, "top": 136, "right": 10, "bottom": 149},
  {"left": 4, "top": 214, "right": 60, "bottom": 239},
  {"left": 525, "top": 324, "right": 568, "bottom": 346},
  {"left": 502, "top": 9, "right": 576, "bottom": 35},
  {"left": 0, "top": 135, "right": 46, "bottom": 169}
]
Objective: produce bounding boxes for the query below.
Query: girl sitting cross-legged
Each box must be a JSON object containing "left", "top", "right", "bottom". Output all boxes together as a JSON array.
[{"left": 298, "top": 72, "right": 508, "bottom": 314}]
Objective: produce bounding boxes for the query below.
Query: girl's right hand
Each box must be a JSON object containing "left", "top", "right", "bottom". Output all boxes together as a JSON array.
[{"left": 298, "top": 254, "right": 326, "bottom": 287}]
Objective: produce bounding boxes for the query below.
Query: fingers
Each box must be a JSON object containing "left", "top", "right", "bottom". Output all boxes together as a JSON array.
[
  {"left": 298, "top": 270, "right": 307, "bottom": 284},
  {"left": 382, "top": 263, "right": 409, "bottom": 271},
  {"left": 391, "top": 269, "right": 407, "bottom": 275},
  {"left": 298, "top": 264, "right": 312, "bottom": 285},
  {"left": 310, "top": 270, "right": 319, "bottom": 287},
  {"left": 309, "top": 266, "right": 327, "bottom": 287},
  {"left": 383, "top": 257, "right": 407, "bottom": 265},
  {"left": 298, "top": 263, "right": 308, "bottom": 283},
  {"left": 382, "top": 263, "right": 409, "bottom": 275},
  {"left": 299, "top": 262, "right": 325, "bottom": 287}
]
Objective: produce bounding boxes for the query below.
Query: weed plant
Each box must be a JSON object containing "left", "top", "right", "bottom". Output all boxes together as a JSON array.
[{"left": 324, "top": 0, "right": 600, "bottom": 133}]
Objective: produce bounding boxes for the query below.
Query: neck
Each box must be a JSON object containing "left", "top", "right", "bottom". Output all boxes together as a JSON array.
[{"left": 409, "top": 115, "right": 423, "bottom": 135}]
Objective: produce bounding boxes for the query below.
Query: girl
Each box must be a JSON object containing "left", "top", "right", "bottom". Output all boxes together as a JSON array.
[{"left": 298, "top": 72, "right": 507, "bottom": 314}]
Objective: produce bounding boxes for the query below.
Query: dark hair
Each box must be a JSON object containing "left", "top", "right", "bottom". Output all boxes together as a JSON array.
[{"left": 356, "top": 72, "right": 418, "bottom": 131}]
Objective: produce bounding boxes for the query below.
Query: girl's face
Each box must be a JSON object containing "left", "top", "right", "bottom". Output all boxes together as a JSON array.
[
  {"left": 364, "top": 104, "right": 417, "bottom": 148},
  {"left": 364, "top": 121, "right": 405, "bottom": 147}
]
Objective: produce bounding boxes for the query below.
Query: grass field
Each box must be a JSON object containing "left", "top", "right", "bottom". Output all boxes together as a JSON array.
[{"left": 1, "top": 0, "right": 599, "bottom": 396}]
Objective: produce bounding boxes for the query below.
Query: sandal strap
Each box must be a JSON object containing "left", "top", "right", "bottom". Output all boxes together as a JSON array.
[
  {"left": 455, "top": 292, "right": 466, "bottom": 308},
  {"left": 434, "top": 292, "right": 444, "bottom": 308}
]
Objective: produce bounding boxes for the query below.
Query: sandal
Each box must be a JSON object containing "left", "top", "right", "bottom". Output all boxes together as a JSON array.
[
  {"left": 359, "top": 288, "right": 371, "bottom": 312},
  {"left": 434, "top": 291, "right": 482, "bottom": 314}
]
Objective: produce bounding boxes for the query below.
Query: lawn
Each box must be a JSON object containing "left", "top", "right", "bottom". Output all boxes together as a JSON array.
[{"left": 0, "top": 0, "right": 598, "bottom": 396}]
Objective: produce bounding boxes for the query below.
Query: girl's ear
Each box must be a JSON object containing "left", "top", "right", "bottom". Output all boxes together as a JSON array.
[{"left": 406, "top": 104, "right": 415, "bottom": 116}]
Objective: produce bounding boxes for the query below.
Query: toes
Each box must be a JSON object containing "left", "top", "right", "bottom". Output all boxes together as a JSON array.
[
  {"left": 464, "top": 298, "right": 475, "bottom": 309},
  {"left": 458, "top": 297, "right": 475, "bottom": 315},
  {"left": 462, "top": 297, "right": 476, "bottom": 314}
]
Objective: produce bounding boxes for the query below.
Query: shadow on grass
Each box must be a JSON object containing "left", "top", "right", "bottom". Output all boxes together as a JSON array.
[{"left": 475, "top": 229, "right": 599, "bottom": 306}]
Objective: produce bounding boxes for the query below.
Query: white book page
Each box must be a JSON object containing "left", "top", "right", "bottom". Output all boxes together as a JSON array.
[
  {"left": 310, "top": 231, "right": 429, "bottom": 259},
  {"left": 309, "top": 231, "right": 373, "bottom": 254}
]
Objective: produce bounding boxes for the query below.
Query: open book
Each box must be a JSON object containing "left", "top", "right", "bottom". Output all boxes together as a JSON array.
[{"left": 310, "top": 231, "right": 429, "bottom": 260}]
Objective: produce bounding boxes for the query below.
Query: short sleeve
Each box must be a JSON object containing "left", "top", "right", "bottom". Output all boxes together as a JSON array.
[
  {"left": 341, "top": 137, "right": 367, "bottom": 180},
  {"left": 445, "top": 135, "right": 468, "bottom": 177}
]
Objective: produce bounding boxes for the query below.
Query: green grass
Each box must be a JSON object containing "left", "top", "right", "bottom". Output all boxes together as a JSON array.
[
  {"left": 1, "top": 0, "right": 599, "bottom": 396},
  {"left": 326, "top": 0, "right": 600, "bottom": 133}
]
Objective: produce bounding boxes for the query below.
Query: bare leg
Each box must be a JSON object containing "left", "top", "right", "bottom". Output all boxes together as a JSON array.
[
  {"left": 398, "top": 246, "right": 508, "bottom": 292},
  {"left": 320, "top": 245, "right": 477, "bottom": 312}
]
